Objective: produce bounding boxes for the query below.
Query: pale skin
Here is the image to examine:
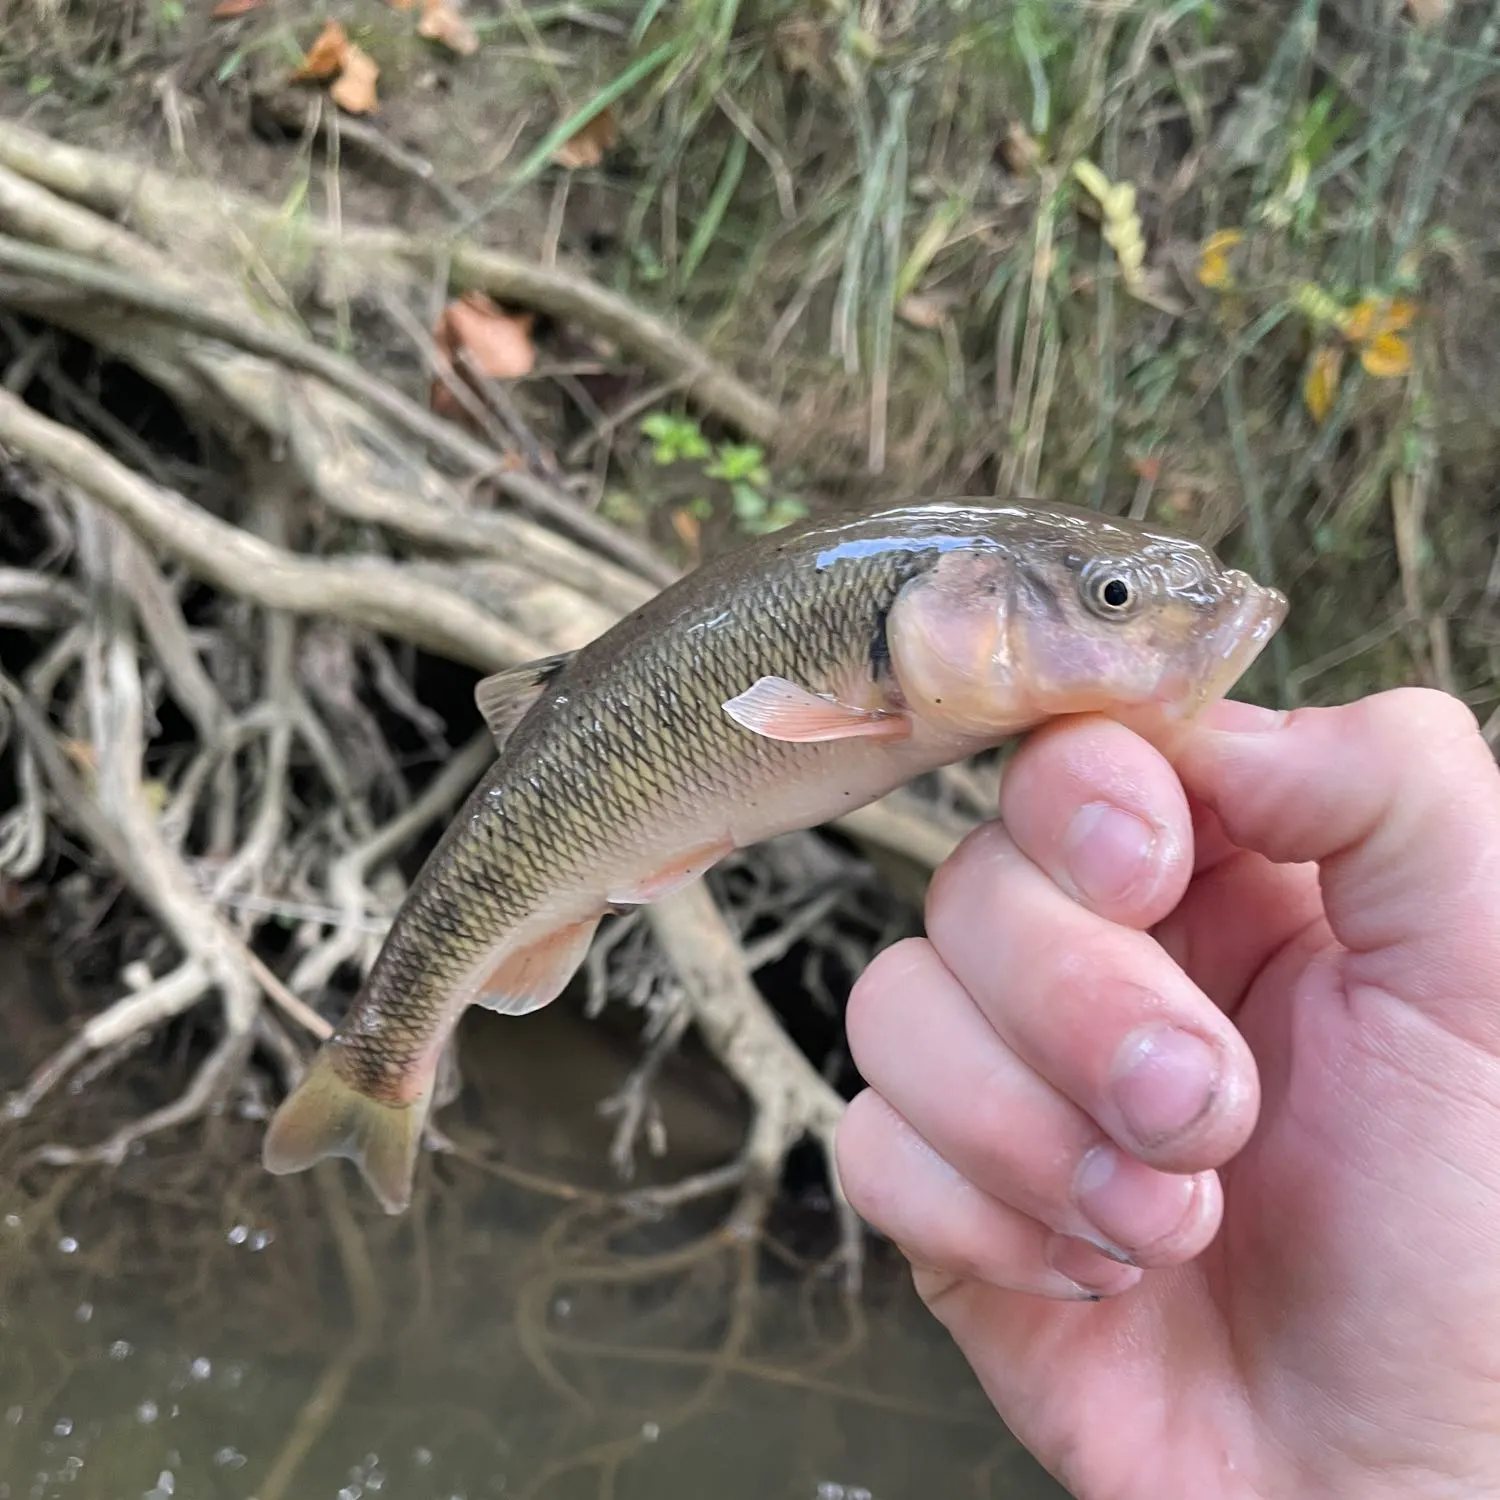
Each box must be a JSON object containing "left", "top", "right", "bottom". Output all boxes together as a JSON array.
[{"left": 835, "top": 687, "right": 1500, "bottom": 1499}]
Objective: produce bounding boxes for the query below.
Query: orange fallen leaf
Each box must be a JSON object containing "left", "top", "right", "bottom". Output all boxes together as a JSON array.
[
  {"left": 294, "top": 19, "right": 349, "bottom": 80},
  {"left": 330, "top": 42, "right": 379, "bottom": 113},
  {"left": 1304, "top": 345, "right": 1342, "bottom": 423},
  {"left": 552, "top": 108, "right": 617, "bottom": 170},
  {"left": 1129, "top": 453, "right": 1162, "bottom": 484},
  {"left": 418, "top": 0, "right": 480, "bottom": 55},
  {"left": 387, "top": 0, "right": 417, "bottom": 8},
  {"left": 671, "top": 508, "right": 702, "bottom": 558},
  {"left": 212, "top": 0, "right": 263, "bottom": 16}
]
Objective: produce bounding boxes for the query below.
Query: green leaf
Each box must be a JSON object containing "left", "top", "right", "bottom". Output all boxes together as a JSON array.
[
  {"left": 706, "top": 443, "right": 768, "bottom": 483},
  {"left": 731, "top": 482, "right": 767, "bottom": 521}
]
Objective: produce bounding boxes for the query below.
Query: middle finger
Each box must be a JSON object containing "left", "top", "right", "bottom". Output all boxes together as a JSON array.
[{"left": 846, "top": 937, "right": 1221, "bottom": 1269}]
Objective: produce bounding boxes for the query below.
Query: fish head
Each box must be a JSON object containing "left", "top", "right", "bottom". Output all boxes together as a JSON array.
[{"left": 885, "top": 508, "right": 1288, "bottom": 739}]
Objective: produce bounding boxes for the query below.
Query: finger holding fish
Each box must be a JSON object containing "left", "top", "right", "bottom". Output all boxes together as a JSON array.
[
  {"left": 844, "top": 927, "right": 1231, "bottom": 1278},
  {"left": 841, "top": 713, "right": 1263, "bottom": 1293}
]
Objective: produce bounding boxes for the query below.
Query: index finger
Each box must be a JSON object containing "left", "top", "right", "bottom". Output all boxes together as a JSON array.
[{"left": 998, "top": 714, "right": 1195, "bottom": 931}]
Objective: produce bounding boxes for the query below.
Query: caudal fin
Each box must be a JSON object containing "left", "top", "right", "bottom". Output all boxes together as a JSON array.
[{"left": 261, "top": 1051, "right": 428, "bottom": 1214}]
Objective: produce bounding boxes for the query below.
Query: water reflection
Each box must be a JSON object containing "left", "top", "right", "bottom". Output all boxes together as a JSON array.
[{"left": 0, "top": 935, "right": 1065, "bottom": 1500}]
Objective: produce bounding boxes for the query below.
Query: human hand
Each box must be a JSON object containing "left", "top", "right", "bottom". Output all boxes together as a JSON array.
[{"left": 836, "top": 689, "right": 1500, "bottom": 1499}]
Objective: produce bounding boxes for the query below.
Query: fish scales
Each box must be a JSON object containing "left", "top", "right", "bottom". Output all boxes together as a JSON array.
[
  {"left": 339, "top": 532, "right": 915, "bottom": 1094},
  {"left": 261, "top": 499, "right": 1288, "bottom": 1214}
]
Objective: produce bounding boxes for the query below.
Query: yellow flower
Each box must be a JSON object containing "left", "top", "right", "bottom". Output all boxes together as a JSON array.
[
  {"left": 1359, "top": 330, "right": 1412, "bottom": 378},
  {"left": 1341, "top": 295, "right": 1416, "bottom": 343},
  {"left": 1196, "top": 229, "right": 1244, "bottom": 290},
  {"left": 1342, "top": 296, "right": 1417, "bottom": 378},
  {"left": 1304, "top": 345, "right": 1343, "bottom": 423}
]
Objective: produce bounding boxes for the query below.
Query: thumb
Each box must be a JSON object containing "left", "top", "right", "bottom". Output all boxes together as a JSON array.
[{"left": 1174, "top": 687, "right": 1500, "bottom": 1049}]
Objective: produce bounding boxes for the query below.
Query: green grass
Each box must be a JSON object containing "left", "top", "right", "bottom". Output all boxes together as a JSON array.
[{"left": 510, "top": 0, "right": 1500, "bottom": 728}]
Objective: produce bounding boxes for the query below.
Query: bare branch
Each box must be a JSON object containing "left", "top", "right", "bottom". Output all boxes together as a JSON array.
[{"left": 0, "top": 388, "right": 540, "bottom": 672}]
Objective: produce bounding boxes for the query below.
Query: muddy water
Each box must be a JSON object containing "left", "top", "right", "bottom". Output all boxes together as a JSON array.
[{"left": 0, "top": 937, "right": 1066, "bottom": 1500}]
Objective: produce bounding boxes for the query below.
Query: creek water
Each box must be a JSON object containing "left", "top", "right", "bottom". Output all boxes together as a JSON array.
[{"left": 0, "top": 932, "right": 1066, "bottom": 1500}]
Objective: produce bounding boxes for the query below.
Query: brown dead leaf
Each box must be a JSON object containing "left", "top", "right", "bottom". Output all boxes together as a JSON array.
[
  {"left": 998, "top": 120, "right": 1041, "bottom": 176},
  {"left": 434, "top": 292, "right": 536, "bottom": 384},
  {"left": 774, "top": 17, "right": 831, "bottom": 80},
  {"left": 418, "top": 0, "right": 480, "bottom": 55},
  {"left": 896, "top": 294, "right": 949, "bottom": 329},
  {"left": 294, "top": 19, "right": 349, "bottom": 80},
  {"left": 552, "top": 108, "right": 616, "bottom": 170},
  {"left": 1406, "top": 0, "right": 1446, "bottom": 26},
  {"left": 330, "top": 42, "right": 379, "bottom": 113},
  {"left": 387, "top": 0, "right": 417, "bottom": 9},
  {"left": 212, "top": 0, "right": 263, "bottom": 16}
]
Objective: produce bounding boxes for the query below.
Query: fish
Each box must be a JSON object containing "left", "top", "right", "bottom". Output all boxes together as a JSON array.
[{"left": 261, "top": 497, "right": 1288, "bottom": 1213}]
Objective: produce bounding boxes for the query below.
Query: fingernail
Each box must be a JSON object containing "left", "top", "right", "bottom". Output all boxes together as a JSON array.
[
  {"left": 1073, "top": 1144, "right": 1197, "bottom": 1256},
  {"left": 1062, "top": 802, "right": 1157, "bottom": 907},
  {"left": 1110, "top": 1025, "right": 1219, "bottom": 1149},
  {"left": 1044, "top": 1233, "right": 1144, "bottom": 1298}
]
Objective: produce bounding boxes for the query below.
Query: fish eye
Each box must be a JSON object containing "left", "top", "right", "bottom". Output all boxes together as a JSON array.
[{"left": 1082, "top": 564, "right": 1141, "bottom": 617}]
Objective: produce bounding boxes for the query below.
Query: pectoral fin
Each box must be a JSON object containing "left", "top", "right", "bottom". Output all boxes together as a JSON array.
[
  {"left": 722, "top": 676, "right": 910, "bottom": 744},
  {"left": 473, "top": 915, "right": 601, "bottom": 1015},
  {"left": 475, "top": 651, "right": 577, "bottom": 749}
]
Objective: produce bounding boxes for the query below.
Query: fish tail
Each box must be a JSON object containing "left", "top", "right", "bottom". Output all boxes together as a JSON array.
[{"left": 261, "top": 1049, "right": 429, "bottom": 1215}]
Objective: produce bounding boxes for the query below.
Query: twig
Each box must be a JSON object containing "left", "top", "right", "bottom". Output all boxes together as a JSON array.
[
  {"left": 0, "top": 233, "right": 675, "bottom": 591},
  {"left": 0, "top": 565, "right": 81, "bottom": 629},
  {"left": 287, "top": 731, "right": 494, "bottom": 999},
  {"left": 0, "top": 388, "right": 539, "bottom": 673},
  {"left": 645, "top": 882, "right": 865, "bottom": 1288},
  {"left": 0, "top": 166, "right": 654, "bottom": 617}
]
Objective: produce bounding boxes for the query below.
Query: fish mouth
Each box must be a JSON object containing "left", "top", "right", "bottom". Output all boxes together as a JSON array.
[{"left": 1158, "top": 573, "right": 1289, "bottom": 720}]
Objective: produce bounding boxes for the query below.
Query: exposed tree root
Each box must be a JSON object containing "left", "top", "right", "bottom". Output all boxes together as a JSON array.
[
  {"left": 0, "top": 123, "right": 980, "bottom": 1284},
  {"left": 0, "top": 120, "right": 785, "bottom": 446}
]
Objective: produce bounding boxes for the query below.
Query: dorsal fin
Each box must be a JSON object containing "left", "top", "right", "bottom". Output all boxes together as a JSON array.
[{"left": 474, "top": 651, "right": 576, "bottom": 749}]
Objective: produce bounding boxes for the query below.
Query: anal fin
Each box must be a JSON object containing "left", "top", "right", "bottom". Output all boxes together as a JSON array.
[{"left": 474, "top": 915, "right": 601, "bottom": 1015}]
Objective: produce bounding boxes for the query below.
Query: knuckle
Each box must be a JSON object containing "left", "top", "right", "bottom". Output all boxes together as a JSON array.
[
  {"left": 833, "top": 1095, "right": 895, "bottom": 1223},
  {"left": 925, "top": 820, "right": 1007, "bottom": 929},
  {"left": 924, "top": 1226, "right": 1006, "bottom": 1288},
  {"left": 845, "top": 937, "right": 930, "bottom": 1065},
  {"left": 963, "top": 1063, "right": 1042, "bottom": 1190},
  {"left": 1363, "top": 686, "right": 1482, "bottom": 750}
]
